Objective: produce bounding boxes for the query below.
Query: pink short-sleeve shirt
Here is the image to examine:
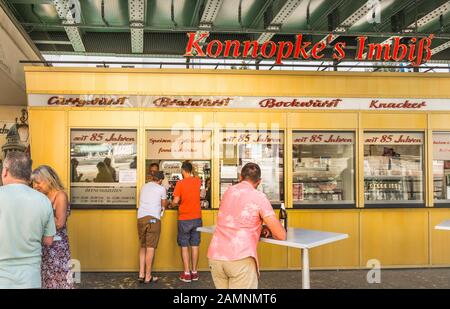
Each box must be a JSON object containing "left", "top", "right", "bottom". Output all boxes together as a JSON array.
[{"left": 207, "top": 181, "right": 275, "bottom": 270}]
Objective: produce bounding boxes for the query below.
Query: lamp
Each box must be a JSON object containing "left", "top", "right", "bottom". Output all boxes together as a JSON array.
[{"left": 16, "top": 109, "right": 29, "bottom": 144}]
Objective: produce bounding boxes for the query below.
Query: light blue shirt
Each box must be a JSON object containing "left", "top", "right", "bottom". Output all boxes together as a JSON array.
[{"left": 0, "top": 184, "right": 56, "bottom": 289}]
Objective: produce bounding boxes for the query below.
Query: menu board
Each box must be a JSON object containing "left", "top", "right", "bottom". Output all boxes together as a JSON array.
[
  {"left": 147, "top": 130, "right": 211, "bottom": 160},
  {"left": 70, "top": 129, "right": 137, "bottom": 207},
  {"left": 71, "top": 184, "right": 136, "bottom": 205},
  {"left": 433, "top": 133, "right": 450, "bottom": 161}
]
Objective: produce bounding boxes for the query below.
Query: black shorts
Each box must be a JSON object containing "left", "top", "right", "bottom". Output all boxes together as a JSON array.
[{"left": 177, "top": 218, "right": 202, "bottom": 247}]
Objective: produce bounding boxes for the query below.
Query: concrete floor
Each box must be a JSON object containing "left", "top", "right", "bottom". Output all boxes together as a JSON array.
[{"left": 75, "top": 268, "right": 450, "bottom": 289}]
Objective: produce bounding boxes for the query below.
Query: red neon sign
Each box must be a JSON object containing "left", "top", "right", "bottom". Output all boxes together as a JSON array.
[{"left": 184, "top": 33, "right": 434, "bottom": 66}]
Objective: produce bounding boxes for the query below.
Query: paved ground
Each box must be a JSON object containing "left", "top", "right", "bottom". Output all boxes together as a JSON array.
[{"left": 75, "top": 268, "right": 450, "bottom": 289}]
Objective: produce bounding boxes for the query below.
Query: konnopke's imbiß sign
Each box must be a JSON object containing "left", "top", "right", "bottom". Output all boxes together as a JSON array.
[{"left": 184, "top": 33, "right": 434, "bottom": 66}]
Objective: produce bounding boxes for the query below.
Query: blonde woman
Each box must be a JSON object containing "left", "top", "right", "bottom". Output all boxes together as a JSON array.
[{"left": 31, "top": 165, "right": 74, "bottom": 289}]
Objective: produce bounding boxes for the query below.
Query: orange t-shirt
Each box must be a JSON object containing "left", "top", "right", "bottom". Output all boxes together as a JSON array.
[{"left": 173, "top": 176, "right": 202, "bottom": 220}]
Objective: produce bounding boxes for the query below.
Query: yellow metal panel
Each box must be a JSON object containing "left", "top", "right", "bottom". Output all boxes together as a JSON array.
[
  {"left": 198, "top": 211, "right": 216, "bottom": 269},
  {"left": 143, "top": 111, "right": 214, "bottom": 128},
  {"left": 285, "top": 130, "right": 293, "bottom": 208},
  {"left": 68, "top": 110, "right": 140, "bottom": 127},
  {"left": 288, "top": 112, "right": 358, "bottom": 129},
  {"left": 287, "top": 210, "right": 360, "bottom": 268},
  {"left": 360, "top": 113, "right": 427, "bottom": 129},
  {"left": 360, "top": 209, "right": 429, "bottom": 266},
  {"left": 152, "top": 209, "right": 216, "bottom": 271},
  {"left": 430, "top": 113, "right": 450, "bottom": 130},
  {"left": 68, "top": 210, "right": 139, "bottom": 271},
  {"left": 68, "top": 210, "right": 215, "bottom": 272},
  {"left": 429, "top": 209, "right": 450, "bottom": 265},
  {"left": 25, "top": 67, "right": 450, "bottom": 99},
  {"left": 28, "top": 109, "right": 68, "bottom": 187},
  {"left": 215, "top": 111, "right": 286, "bottom": 128},
  {"left": 426, "top": 125, "right": 433, "bottom": 207},
  {"left": 152, "top": 210, "right": 182, "bottom": 270},
  {"left": 257, "top": 210, "right": 288, "bottom": 269},
  {"left": 357, "top": 115, "right": 364, "bottom": 208},
  {"left": 137, "top": 113, "right": 145, "bottom": 207},
  {"left": 212, "top": 125, "right": 221, "bottom": 209}
]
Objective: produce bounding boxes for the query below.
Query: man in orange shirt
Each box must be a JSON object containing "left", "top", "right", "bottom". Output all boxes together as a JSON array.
[{"left": 171, "top": 161, "right": 202, "bottom": 283}]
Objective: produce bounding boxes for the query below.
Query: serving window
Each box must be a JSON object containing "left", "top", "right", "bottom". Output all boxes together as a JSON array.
[
  {"left": 70, "top": 129, "right": 137, "bottom": 208},
  {"left": 146, "top": 129, "right": 212, "bottom": 208},
  {"left": 363, "top": 132, "right": 424, "bottom": 205},
  {"left": 219, "top": 130, "right": 284, "bottom": 205},
  {"left": 292, "top": 131, "right": 355, "bottom": 206},
  {"left": 432, "top": 132, "right": 450, "bottom": 204}
]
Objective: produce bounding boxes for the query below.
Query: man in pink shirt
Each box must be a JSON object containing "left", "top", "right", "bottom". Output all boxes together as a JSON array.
[{"left": 207, "top": 162, "right": 286, "bottom": 289}]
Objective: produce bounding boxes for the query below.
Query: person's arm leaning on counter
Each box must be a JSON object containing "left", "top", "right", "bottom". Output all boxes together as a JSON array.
[{"left": 261, "top": 215, "right": 286, "bottom": 240}]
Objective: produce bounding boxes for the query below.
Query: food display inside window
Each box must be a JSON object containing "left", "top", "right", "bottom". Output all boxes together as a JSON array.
[
  {"left": 364, "top": 132, "right": 424, "bottom": 204},
  {"left": 292, "top": 132, "right": 355, "bottom": 205},
  {"left": 146, "top": 130, "right": 212, "bottom": 208},
  {"left": 432, "top": 133, "right": 450, "bottom": 202},
  {"left": 219, "top": 130, "right": 284, "bottom": 204},
  {"left": 70, "top": 129, "right": 137, "bottom": 207}
]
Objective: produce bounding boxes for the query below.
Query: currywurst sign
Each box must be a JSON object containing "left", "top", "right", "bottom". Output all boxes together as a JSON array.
[
  {"left": 184, "top": 33, "right": 434, "bottom": 66},
  {"left": 28, "top": 94, "right": 449, "bottom": 111}
]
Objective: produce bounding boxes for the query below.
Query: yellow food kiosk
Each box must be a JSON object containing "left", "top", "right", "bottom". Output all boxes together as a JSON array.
[{"left": 25, "top": 66, "right": 450, "bottom": 272}]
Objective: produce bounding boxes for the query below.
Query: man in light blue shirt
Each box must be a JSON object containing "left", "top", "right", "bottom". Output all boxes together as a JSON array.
[{"left": 0, "top": 152, "right": 56, "bottom": 289}]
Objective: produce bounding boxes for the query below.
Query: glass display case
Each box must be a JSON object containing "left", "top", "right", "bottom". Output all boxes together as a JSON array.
[
  {"left": 432, "top": 132, "right": 450, "bottom": 203},
  {"left": 146, "top": 130, "right": 212, "bottom": 208},
  {"left": 292, "top": 132, "right": 355, "bottom": 206},
  {"left": 146, "top": 159, "right": 211, "bottom": 208},
  {"left": 364, "top": 132, "right": 424, "bottom": 204},
  {"left": 219, "top": 130, "right": 284, "bottom": 205},
  {"left": 70, "top": 129, "right": 137, "bottom": 207}
]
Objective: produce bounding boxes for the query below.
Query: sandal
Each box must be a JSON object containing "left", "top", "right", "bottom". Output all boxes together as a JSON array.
[
  {"left": 138, "top": 274, "right": 145, "bottom": 283},
  {"left": 144, "top": 275, "right": 159, "bottom": 284}
]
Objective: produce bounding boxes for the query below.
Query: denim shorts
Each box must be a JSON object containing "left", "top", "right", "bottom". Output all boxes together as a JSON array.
[{"left": 177, "top": 218, "right": 202, "bottom": 247}]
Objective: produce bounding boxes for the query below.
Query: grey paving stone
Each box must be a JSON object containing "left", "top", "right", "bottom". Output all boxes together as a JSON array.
[{"left": 75, "top": 269, "right": 450, "bottom": 289}]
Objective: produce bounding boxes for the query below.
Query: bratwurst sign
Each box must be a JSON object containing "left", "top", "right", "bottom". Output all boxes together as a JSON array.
[{"left": 184, "top": 33, "right": 434, "bottom": 66}]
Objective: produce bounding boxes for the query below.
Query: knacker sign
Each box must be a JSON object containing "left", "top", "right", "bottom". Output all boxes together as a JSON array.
[
  {"left": 28, "top": 94, "right": 450, "bottom": 111},
  {"left": 184, "top": 33, "right": 434, "bottom": 66}
]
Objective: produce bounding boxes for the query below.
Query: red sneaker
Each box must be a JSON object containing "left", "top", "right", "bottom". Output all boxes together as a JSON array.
[
  {"left": 179, "top": 272, "right": 192, "bottom": 283},
  {"left": 191, "top": 272, "right": 199, "bottom": 281}
]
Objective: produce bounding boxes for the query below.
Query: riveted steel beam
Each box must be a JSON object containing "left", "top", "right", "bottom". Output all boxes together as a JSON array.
[
  {"left": 254, "top": 0, "right": 304, "bottom": 44},
  {"left": 52, "top": 0, "right": 85, "bottom": 52},
  {"left": 367, "top": 1, "right": 450, "bottom": 56},
  {"left": 128, "top": 0, "right": 145, "bottom": 54}
]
